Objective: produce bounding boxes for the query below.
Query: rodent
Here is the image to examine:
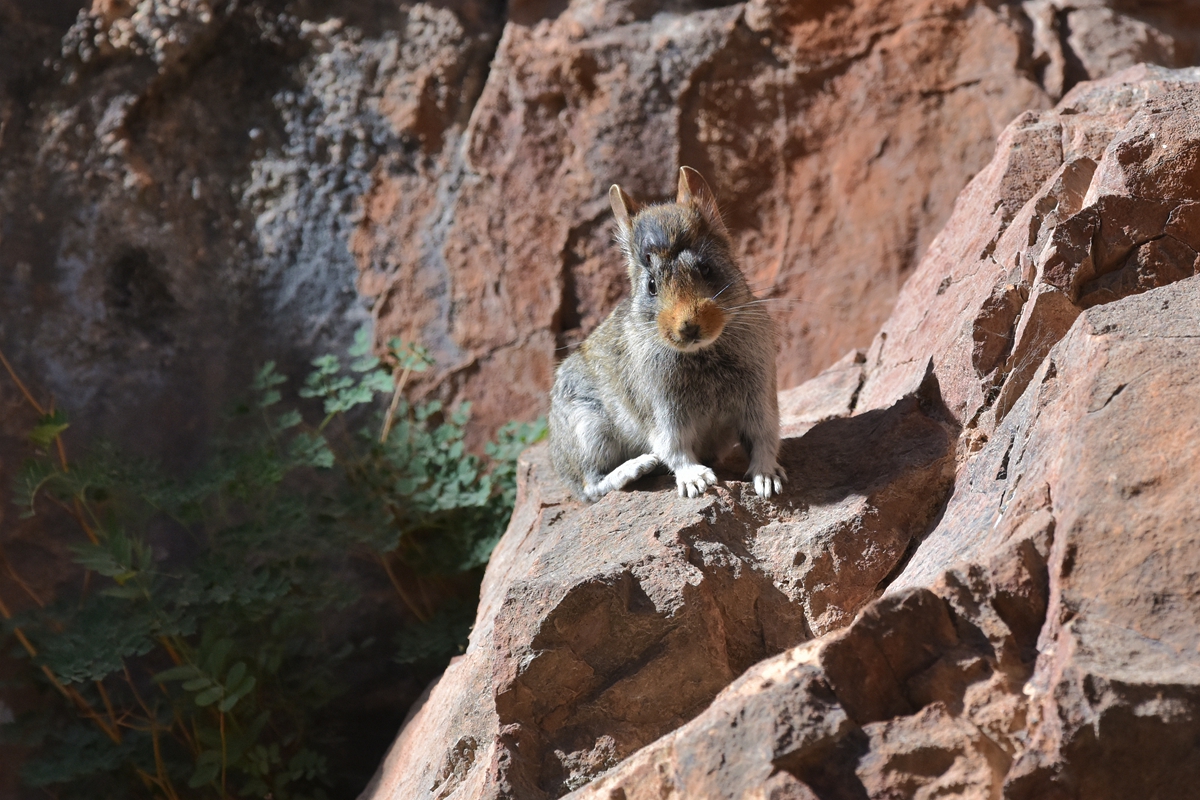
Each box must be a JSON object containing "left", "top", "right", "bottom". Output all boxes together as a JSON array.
[{"left": 549, "top": 166, "right": 786, "bottom": 501}]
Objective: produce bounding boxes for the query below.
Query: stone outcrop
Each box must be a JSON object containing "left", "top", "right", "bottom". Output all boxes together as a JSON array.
[
  {"left": 355, "top": 0, "right": 1200, "bottom": 441},
  {"left": 3, "top": 0, "right": 1200, "bottom": 458},
  {"left": 2, "top": 2, "right": 1200, "bottom": 797},
  {"left": 363, "top": 66, "right": 1200, "bottom": 799},
  {"left": 363, "top": 385, "right": 957, "bottom": 799},
  {"left": 0, "top": 0, "right": 505, "bottom": 461}
]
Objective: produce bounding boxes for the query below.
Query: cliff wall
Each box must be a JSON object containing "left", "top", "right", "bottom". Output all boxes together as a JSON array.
[
  {"left": 364, "top": 65, "right": 1200, "bottom": 800},
  {"left": 2, "top": 0, "right": 1198, "bottom": 452}
]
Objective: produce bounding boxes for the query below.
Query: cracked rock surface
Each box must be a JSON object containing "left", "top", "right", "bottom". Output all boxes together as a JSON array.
[
  {"left": 3, "top": 0, "right": 1199, "bottom": 459},
  {"left": 365, "top": 66, "right": 1200, "bottom": 800},
  {"left": 357, "top": 0, "right": 1200, "bottom": 442},
  {"left": 2, "top": 1, "right": 1200, "bottom": 797}
]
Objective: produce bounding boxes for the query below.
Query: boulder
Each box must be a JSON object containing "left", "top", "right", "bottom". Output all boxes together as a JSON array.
[
  {"left": 567, "top": 273, "right": 1200, "bottom": 800},
  {"left": 364, "top": 66, "right": 1200, "bottom": 799},
  {"left": 363, "top": 380, "right": 956, "bottom": 799}
]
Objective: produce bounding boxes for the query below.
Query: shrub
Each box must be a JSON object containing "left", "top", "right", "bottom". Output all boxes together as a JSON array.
[{"left": 0, "top": 330, "right": 545, "bottom": 799}]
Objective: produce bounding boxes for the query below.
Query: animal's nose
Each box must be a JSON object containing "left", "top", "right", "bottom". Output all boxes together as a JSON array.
[{"left": 679, "top": 321, "right": 701, "bottom": 342}]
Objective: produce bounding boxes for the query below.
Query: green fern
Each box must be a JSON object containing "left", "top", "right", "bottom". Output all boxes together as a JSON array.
[{"left": 2, "top": 325, "right": 546, "bottom": 799}]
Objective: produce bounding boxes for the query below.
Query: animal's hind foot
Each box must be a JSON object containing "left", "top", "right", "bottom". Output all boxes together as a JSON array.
[
  {"left": 610, "top": 453, "right": 661, "bottom": 489},
  {"left": 583, "top": 454, "right": 661, "bottom": 501}
]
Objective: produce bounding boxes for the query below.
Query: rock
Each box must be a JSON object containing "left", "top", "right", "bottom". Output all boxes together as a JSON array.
[
  {"left": 865, "top": 64, "right": 1200, "bottom": 590},
  {"left": 366, "top": 67, "right": 1200, "bottom": 799},
  {"left": 855, "top": 64, "right": 1200, "bottom": 426},
  {"left": 2, "top": 1, "right": 1200, "bottom": 797},
  {"left": 777, "top": 349, "right": 865, "bottom": 439},
  {"left": 363, "top": 375, "right": 956, "bottom": 799},
  {"left": 0, "top": 0, "right": 506, "bottom": 460},
  {"left": 362, "top": 0, "right": 1200, "bottom": 441},
  {"left": 4, "top": 0, "right": 1200, "bottom": 460},
  {"left": 998, "top": 284, "right": 1200, "bottom": 799},
  {"left": 567, "top": 579, "right": 1038, "bottom": 800},
  {"left": 565, "top": 271, "right": 1200, "bottom": 798}
]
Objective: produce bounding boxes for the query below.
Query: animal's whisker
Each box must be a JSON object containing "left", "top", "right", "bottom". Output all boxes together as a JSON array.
[{"left": 721, "top": 300, "right": 781, "bottom": 313}]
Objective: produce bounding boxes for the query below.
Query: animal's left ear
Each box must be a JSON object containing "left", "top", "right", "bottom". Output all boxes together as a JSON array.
[
  {"left": 676, "top": 166, "right": 729, "bottom": 238},
  {"left": 609, "top": 184, "right": 638, "bottom": 238}
]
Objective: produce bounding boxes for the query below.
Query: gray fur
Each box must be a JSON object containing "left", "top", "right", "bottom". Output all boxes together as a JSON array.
[{"left": 549, "top": 168, "right": 785, "bottom": 501}]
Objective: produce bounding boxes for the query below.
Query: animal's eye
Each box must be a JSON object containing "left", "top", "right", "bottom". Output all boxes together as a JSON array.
[
  {"left": 647, "top": 276, "right": 657, "bottom": 296},
  {"left": 697, "top": 261, "right": 712, "bottom": 278}
]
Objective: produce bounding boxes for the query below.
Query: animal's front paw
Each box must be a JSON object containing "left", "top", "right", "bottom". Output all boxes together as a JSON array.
[
  {"left": 749, "top": 462, "right": 787, "bottom": 499},
  {"left": 675, "top": 464, "right": 717, "bottom": 498}
]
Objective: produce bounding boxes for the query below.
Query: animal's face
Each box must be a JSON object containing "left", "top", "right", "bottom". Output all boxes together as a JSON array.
[
  {"left": 610, "top": 167, "right": 750, "bottom": 354},
  {"left": 629, "top": 206, "right": 740, "bottom": 352}
]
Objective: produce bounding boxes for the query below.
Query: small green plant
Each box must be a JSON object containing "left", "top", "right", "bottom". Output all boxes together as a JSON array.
[{"left": 0, "top": 330, "right": 545, "bottom": 799}]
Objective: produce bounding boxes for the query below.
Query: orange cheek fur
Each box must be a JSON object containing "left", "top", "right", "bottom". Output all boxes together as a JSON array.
[
  {"left": 657, "top": 296, "right": 727, "bottom": 346},
  {"left": 695, "top": 301, "right": 726, "bottom": 341}
]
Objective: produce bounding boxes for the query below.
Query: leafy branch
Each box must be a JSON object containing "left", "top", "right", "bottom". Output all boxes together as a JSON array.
[{"left": 0, "top": 328, "right": 545, "bottom": 799}]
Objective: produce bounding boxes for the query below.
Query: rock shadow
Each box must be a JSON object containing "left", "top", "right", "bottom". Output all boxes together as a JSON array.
[
  {"left": 716, "top": 368, "right": 962, "bottom": 638},
  {"left": 777, "top": 368, "right": 957, "bottom": 512}
]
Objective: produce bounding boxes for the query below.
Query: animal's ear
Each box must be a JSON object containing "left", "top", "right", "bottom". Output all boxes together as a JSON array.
[
  {"left": 676, "top": 166, "right": 729, "bottom": 238},
  {"left": 609, "top": 184, "right": 638, "bottom": 236}
]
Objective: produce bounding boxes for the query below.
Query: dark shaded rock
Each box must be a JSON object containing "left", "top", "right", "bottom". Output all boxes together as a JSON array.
[{"left": 819, "top": 589, "right": 960, "bottom": 725}]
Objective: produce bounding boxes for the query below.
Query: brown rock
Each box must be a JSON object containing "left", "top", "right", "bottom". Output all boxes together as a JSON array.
[
  {"left": 3, "top": 1, "right": 1198, "bottom": 457},
  {"left": 992, "top": 282, "right": 1079, "bottom": 423},
  {"left": 777, "top": 349, "right": 865, "bottom": 439},
  {"left": 819, "top": 588, "right": 960, "bottom": 724},
  {"left": 559, "top": 642, "right": 851, "bottom": 800},
  {"left": 856, "top": 703, "right": 1009, "bottom": 800},
  {"left": 565, "top": 573, "right": 1036, "bottom": 800},
  {"left": 1080, "top": 233, "right": 1200, "bottom": 308},
  {"left": 377, "top": 67, "right": 1200, "bottom": 800},
  {"left": 363, "top": 374, "right": 955, "bottom": 798},
  {"left": 857, "top": 65, "right": 1200, "bottom": 429},
  {"left": 1088, "top": 85, "right": 1200, "bottom": 203},
  {"left": 851, "top": 109, "right": 1070, "bottom": 421},
  {"left": 356, "top": 0, "right": 1200, "bottom": 443},
  {"left": 972, "top": 281, "right": 1029, "bottom": 379},
  {"left": 1000, "top": 282, "right": 1200, "bottom": 800}
]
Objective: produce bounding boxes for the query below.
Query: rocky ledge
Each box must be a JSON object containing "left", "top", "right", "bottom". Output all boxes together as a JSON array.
[{"left": 362, "top": 65, "right": 1200, "bottom": 800}]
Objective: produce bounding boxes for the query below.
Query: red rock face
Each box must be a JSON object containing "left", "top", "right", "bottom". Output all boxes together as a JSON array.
[
  {"left": 363, "top": 67, "right": 1200, "bottom": 800},
  {"left": 0, "top": 1, "right": 1195, "bottom": 455},
  {"left": 355, "top": 0, "right": 1200, "bottom": 443},
  {"left": 1, "top": 2, "right": 1200, "bottom": 798}
]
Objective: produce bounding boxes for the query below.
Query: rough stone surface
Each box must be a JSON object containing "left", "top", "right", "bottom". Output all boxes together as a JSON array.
[
  {"left": 3, "top": 0, "right": 1200, "bottom": 460},
  {"left": 365, "top": 68, "right": 1200, "bottom": 800},
  {"left": 564, "top": 276, "right": 1200, "bottom": 800},
  {"left": 363, "top": 378, "right": 955, "bottom": 799},
  {"left": 0, "top": 0, "right": 504, "bottom": 462},
  {"left": 3, "top": 2, "right": 1200, "bottom": 798},
  {"left": 361, "top": 0, "right": 1200, "bottom": 441},
  {"left": 855, "top": 64, "right": 1200, "bottom": 424}
]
